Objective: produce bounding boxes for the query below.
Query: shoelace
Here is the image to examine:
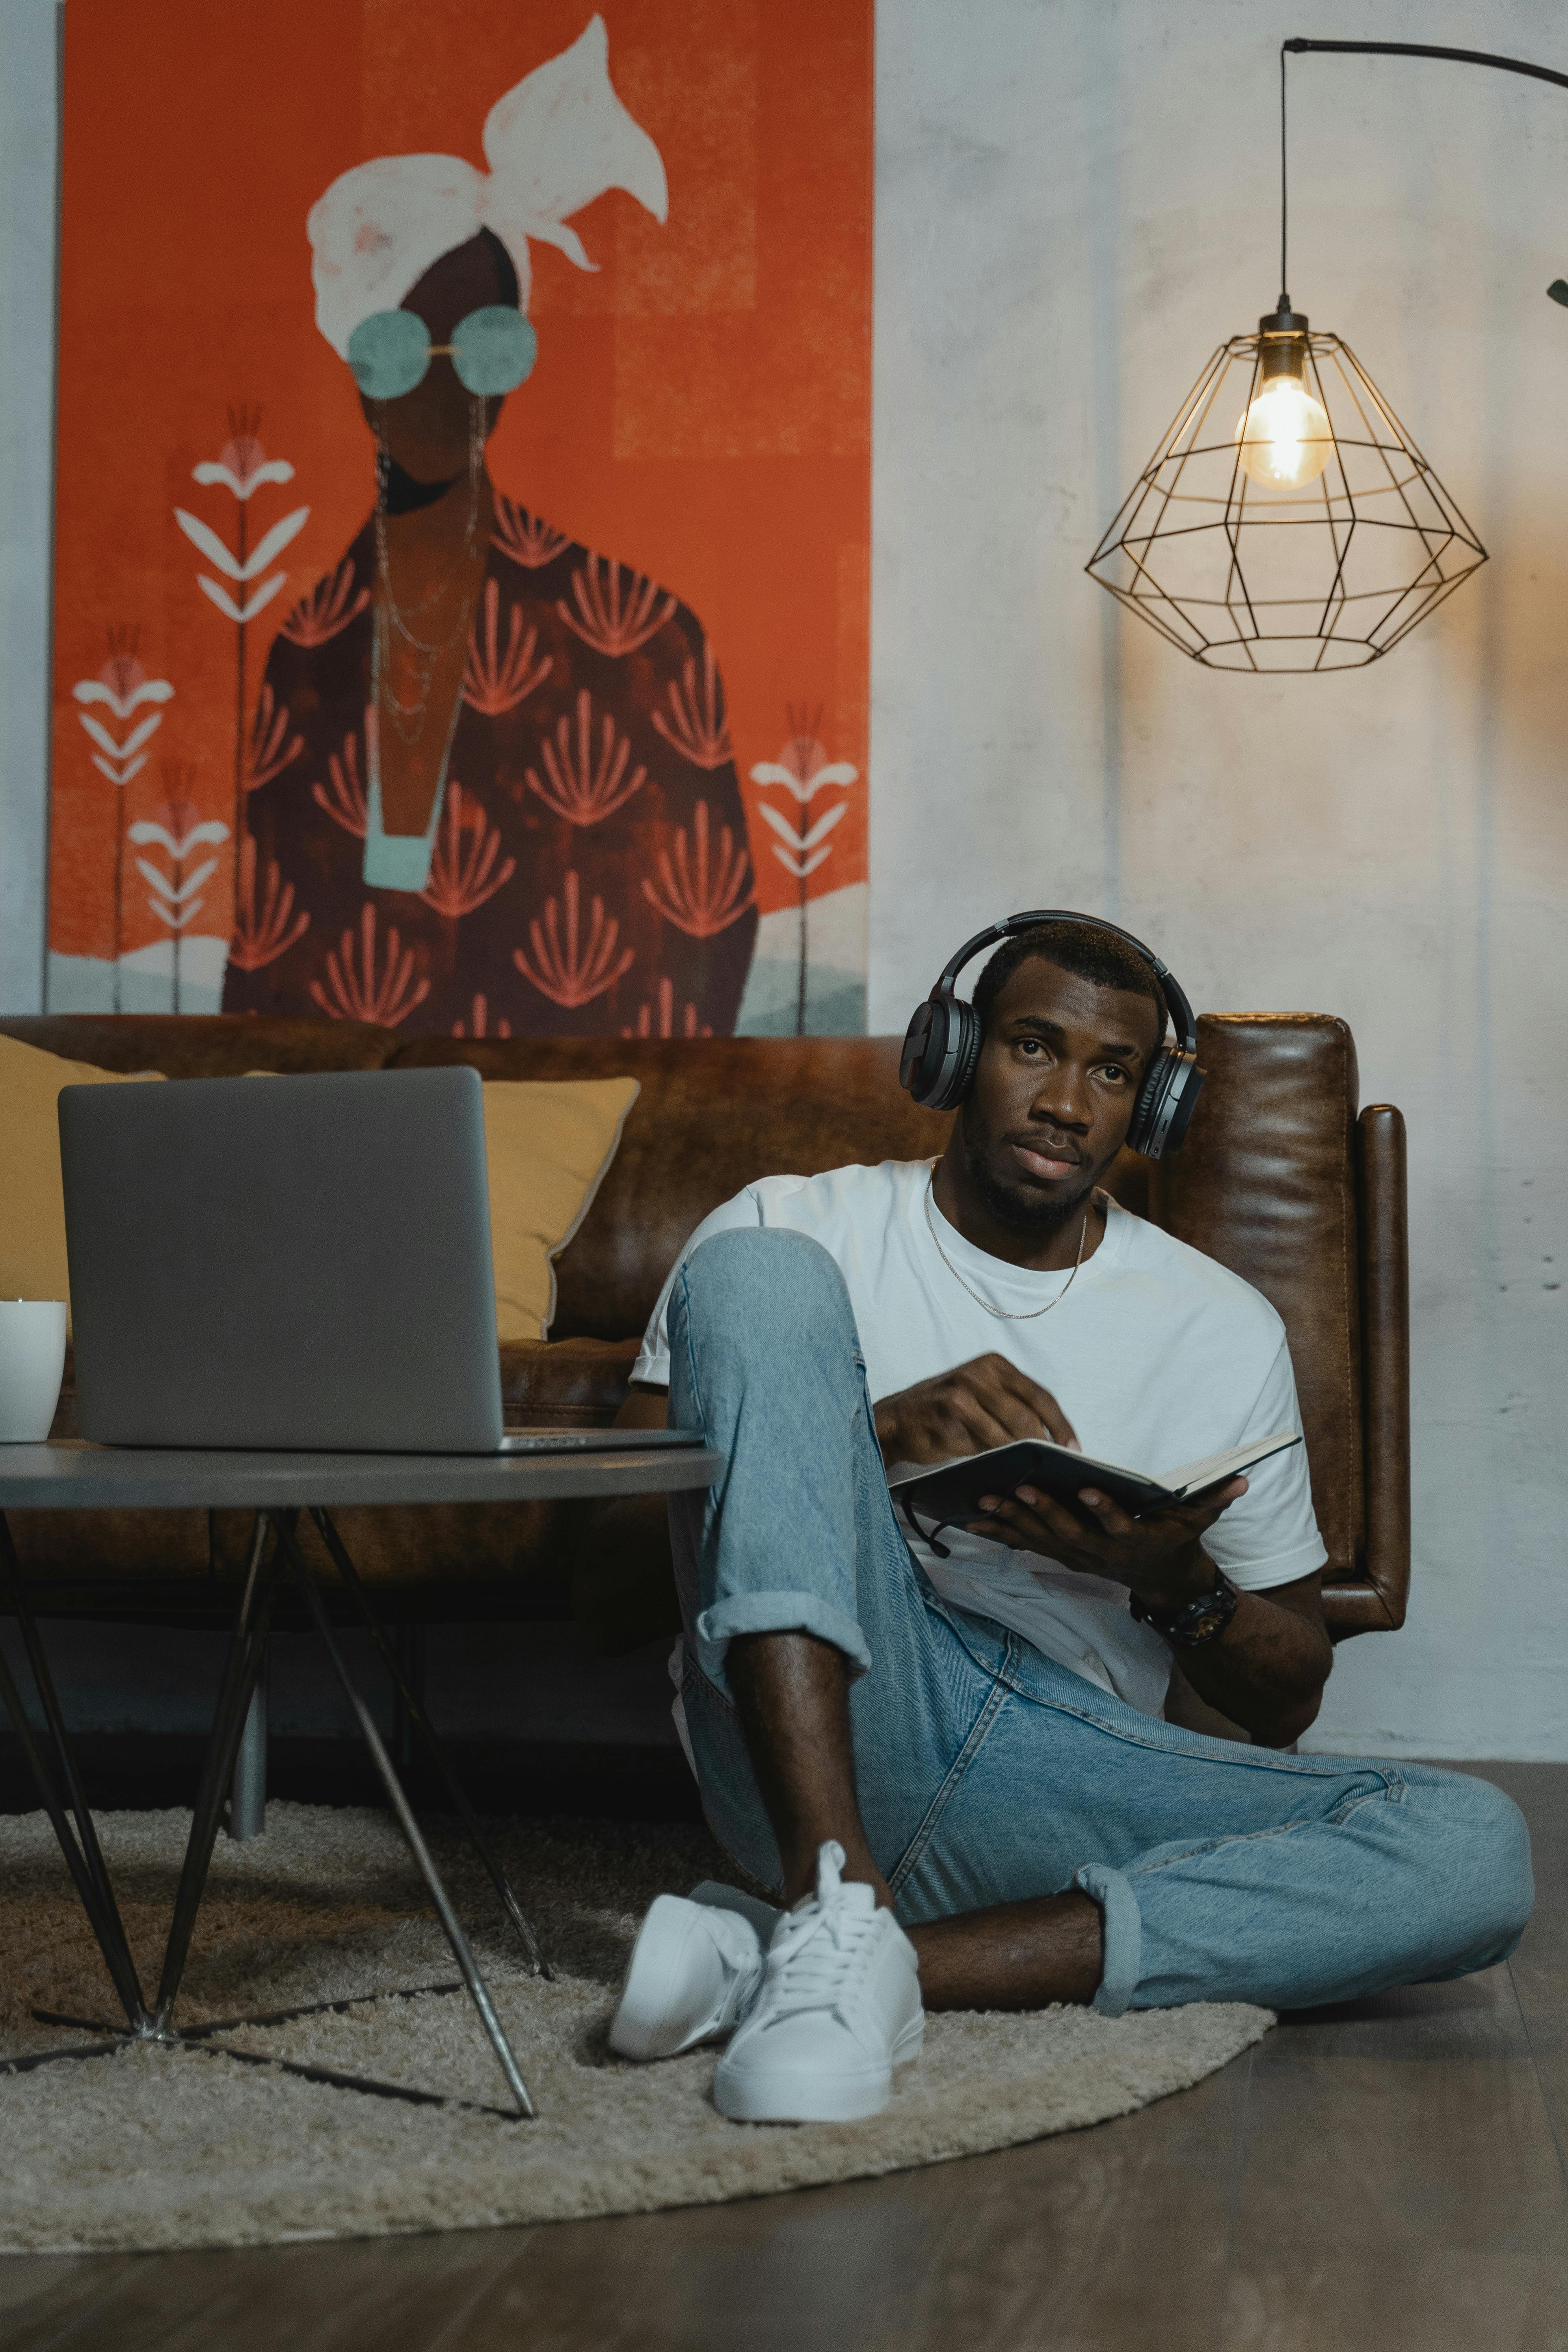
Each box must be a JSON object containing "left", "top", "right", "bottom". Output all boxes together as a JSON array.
[{"left": 763, "top": 1897, "right": 881, "bottom": 2016}]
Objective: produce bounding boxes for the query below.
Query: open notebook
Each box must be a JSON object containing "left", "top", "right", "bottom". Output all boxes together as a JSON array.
[{"left": 889, "top": 1432, "right": 1300, "bottom": 1556}]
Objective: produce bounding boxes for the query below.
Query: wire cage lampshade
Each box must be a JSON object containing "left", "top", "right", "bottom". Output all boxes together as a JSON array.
[{"left": 1085, "top": 306, "right": 1487, "bottom": 673}]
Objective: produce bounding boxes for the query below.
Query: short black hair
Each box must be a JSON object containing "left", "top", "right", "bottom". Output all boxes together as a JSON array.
[{"left": 971, "top": 919, "right": 1166, "bottom": 1051}]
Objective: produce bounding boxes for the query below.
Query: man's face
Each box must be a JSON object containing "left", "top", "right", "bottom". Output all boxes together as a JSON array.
[{"left": 959, "top": 956, "right": 1165, "bottom": 1230}]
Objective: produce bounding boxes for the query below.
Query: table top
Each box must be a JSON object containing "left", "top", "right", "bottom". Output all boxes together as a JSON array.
[{"left": 0, "top": 1439, "right": 723, "bottom": 1511}]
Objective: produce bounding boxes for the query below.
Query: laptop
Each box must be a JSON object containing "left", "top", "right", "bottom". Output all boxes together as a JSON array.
[{"left": 58, "top": 1065, "right": 697, "bottom": 1456}]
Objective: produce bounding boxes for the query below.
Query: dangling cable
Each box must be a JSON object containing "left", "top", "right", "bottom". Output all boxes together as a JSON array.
[{"left": 1279, "top": 41, "right": 1290, "bottom": 307}]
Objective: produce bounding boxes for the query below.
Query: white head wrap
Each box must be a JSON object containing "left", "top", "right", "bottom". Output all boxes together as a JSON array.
[{"left": 308, "top": 15, "right": 667, "bottom": 358}]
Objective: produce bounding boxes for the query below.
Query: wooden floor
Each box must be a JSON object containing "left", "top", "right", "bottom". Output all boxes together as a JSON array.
[{"left": 6, "top": 1761, "right": 1566, "bottom": 2352}]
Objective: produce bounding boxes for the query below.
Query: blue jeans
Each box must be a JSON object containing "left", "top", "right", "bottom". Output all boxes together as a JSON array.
[{"left": 665, "top": 1228, "right": 1533, "bottom": 2015}]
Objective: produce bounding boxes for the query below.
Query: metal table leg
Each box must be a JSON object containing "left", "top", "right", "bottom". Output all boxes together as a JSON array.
[
  {"left": 151, "top": 1513, "right": 281, "bottom": 2030},
  {"left": 267, "top": 1512, "right": 537, "bottom": 2118},
  {"left": 309, "top": 1507, "right": 549, "bottom": 1980},
  {"left": 229, "top": 1643, "right": 268, "bottom": 1841},
  {"left": 0, "top": 1511, "right": 149, "bottom": 2035},
  {"left": 5, "top": 1504, "right": 543, "bottom": 2120}
]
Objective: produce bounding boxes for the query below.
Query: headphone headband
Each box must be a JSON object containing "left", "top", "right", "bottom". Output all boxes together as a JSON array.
[
  {"left": 898, "top": 908, "right": 1204, "bottom": 1157},
  {"left": 932, "top": 910, "right": 1197, "bottom": 1059}
]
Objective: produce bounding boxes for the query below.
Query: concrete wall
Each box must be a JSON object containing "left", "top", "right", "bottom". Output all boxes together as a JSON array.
[
  {"left": 871, "top": 0, "right": 1568, "bottom": 1758},
  {"left": 3, "top": 0, "right": 1565, "bottom": 1755}
]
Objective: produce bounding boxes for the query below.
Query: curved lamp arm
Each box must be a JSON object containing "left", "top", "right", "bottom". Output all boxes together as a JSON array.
[
  {"left": 1277, "top": 36, "right": 1568, "bottom": 310},
  {"left": 1284, "top": 37, "right": 1568, "bottom": 94}
]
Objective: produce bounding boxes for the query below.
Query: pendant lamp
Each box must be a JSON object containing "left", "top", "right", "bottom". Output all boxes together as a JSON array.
[{"left": 1081, "top": 37, "right": 1568, "bottom": 672}]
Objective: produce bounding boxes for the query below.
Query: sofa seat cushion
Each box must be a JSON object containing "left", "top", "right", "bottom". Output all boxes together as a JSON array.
[{"left": 500, "top": 1337, "right": 640, "bottom": 1425}]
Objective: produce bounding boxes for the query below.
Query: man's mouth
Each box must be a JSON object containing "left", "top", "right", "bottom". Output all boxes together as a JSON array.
[{"left": 1005, "top": 1135, "right": 1085, "bottom": 1183}]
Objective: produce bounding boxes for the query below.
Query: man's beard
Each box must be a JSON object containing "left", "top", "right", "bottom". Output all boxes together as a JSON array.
[{"left": 959, "top": 1102, "right": 1102, "bottom": 1236}]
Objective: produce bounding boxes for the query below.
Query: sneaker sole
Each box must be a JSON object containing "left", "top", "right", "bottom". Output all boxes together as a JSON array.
[
  {"left": 609, "top": 1899, "right": 715, "bottom": 2062},
  {"left": 713, "top": 2015, "right": 924, "bottom": 2123}
]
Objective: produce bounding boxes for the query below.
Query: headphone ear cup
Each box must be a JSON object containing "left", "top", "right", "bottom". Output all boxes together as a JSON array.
[
  {"left": 926, "top": 1000, "right": 982, "bottom": 1114},
  {"left": 899, "top": 1001, "right": 939, "bottom": 1102},
  {"left": 1153, "top": 1055, "right": 1203, "bottom": 1156},
  {"left": 1126, "top": 1056, "right": 1164, "bottom": 1157},
  {"left": 901, "top": 993, "right": 981, "bottom": 1112},
  {"left": 945, "top": 1002, "right": 982, "bottom": 1110},
  {"left": 1129, "top": 1050, "right": 1203, "bottom": 1159},
  {"left": 901, "top": 994, "right": 962, "bottom": 1108}
]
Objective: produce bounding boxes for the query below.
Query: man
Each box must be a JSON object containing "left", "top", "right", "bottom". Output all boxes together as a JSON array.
[{"left": 607, "top": 918, "right": 1533, "bottom": 2123}]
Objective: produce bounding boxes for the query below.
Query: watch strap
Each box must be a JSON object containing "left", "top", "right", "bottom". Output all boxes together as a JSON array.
[{"left": 1130, "top": 1564, "right": 1240, "bottom": 1649}]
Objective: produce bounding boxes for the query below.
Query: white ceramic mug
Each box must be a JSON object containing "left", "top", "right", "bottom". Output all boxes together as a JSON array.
[{"left": 0, "top": 1301, "right": 68, "bottom": 1442}]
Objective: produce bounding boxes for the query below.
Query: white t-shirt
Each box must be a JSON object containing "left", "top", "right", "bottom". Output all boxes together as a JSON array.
[{"left": 633, "top": 1160, "right": 1326, "bottom": 1718}]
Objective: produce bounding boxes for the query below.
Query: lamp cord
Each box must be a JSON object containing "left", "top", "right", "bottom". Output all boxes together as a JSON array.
[{"left": 1279, "top": 44, "right": 1289, "bottom": 308}]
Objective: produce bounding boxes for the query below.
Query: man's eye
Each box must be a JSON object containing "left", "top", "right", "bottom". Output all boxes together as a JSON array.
[{"left": 1102, "top": 1064, "right": 1127, "bottom": 1085}]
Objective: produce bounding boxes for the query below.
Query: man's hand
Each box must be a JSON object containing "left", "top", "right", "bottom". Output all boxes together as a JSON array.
[
  {"left": 874, "top": 1354, "right": 1079, "bottom": 1469},
  {"left": 970, "top": 1477, "right": 1332, "bottom": 1747},
  {"left": 967, "top": 1476, "right": 1249, "bottom": 1613}
]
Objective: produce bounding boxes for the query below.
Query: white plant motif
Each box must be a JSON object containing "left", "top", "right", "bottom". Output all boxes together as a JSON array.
[
  {"left": 130, "top": 812, "right": 230, "bottom": 933},
  {"left": 748, "top": 731, "right": 860, "bottom": 878},
  {"left": 175, "top": 505, "right": 309, "bottom": 625},
  {"left": 192, "top": 453, "right": 297, "bottom": 499},
  {"left": 173, "top": 424, "right": 309, "bottom": 625},
  {"left": 72, "top": 653, "right": 173, "bottom": 785},
  {"left": 753, "top": 797, "right": 848, "bottom": 881},
  {"left": 748, "top": 717, "right": 863, "bottom": 1035}
]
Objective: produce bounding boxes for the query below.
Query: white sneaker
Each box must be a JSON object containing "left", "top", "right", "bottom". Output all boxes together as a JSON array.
[
  {"left": 713, "top": 1842, "right": 924, "bottom": 2123},
  {"left": 609, "top": 1885, "right": 775, "bottom": 2060}
]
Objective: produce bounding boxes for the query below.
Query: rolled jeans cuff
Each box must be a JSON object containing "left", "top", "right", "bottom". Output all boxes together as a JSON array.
[
  {"left": 694, "top": 1591, "right": 874, "bottom": 1691},
  {"left": 1075, "top": 1861, "right": 1142, "bottom": 2017}
]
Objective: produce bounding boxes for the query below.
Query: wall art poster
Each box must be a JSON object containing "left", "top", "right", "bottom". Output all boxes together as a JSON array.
[{"left": 47, "top": 0, "right": 870, "bottom": 1040}]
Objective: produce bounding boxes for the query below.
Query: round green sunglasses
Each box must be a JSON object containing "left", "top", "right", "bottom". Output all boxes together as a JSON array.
[{"left": 347, "top": 305, "right": 538, "bottom": 401}]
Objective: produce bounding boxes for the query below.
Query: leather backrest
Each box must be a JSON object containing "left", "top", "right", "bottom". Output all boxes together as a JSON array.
[
  {"left": 392, "top": 1035, "right": 952, "bottom": 1336},
  {"left": 0, "top": 1014, "right": 400, "bottom": 1076},
  {"left": 1151, "top": 1015, "right": 1362, "bottom": 1579}
]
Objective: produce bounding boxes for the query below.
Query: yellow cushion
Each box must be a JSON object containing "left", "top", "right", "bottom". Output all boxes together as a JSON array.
[
  {"left": 482, "top": 1078, "right": 640, "bottom": 1341},
  {"left": 0, "top": 1034, "right": 165, "bottom": 1316},
  {"left": 0, "top": 1041, "right": 634, "bottom": 1346}
]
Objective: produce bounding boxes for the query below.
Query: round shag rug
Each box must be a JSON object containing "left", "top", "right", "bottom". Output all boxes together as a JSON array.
[{"left": 0, "top": 1802, "right": 1272, "bottom": 2254}]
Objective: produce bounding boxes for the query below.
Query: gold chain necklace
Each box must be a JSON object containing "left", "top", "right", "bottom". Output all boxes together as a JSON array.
[{"left": 923, "top": 1165, "right": 1094, "bottom": 1322}]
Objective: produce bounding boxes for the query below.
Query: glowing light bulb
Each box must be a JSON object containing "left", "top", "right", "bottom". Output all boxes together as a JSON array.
[{"left": 1235, "top": 373, "right": 1331, "bottom": 488}]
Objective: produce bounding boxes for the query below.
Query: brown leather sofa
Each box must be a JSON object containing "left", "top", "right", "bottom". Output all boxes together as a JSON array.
[{"left": 0, "top": 1011, "right": 1408, "bottom": 1652}]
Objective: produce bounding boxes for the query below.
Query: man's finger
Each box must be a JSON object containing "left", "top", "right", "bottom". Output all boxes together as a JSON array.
[
  {"left": 963, "top": 1359, "right": 1080, "bottom": 1451},
  {"left": 1005, "top": 1486, "right": 1098, "bottom": 1548},
  {"left": 951, "top": 1397, "right": 1043, "bottom": 1454},
  {"left": 967, "top": 1500, "right": 1075, "bottom": 1553},
  {"left": 989, "top": 1364, "right": 1079, "bottom": 1450},
  {"left": 1172, "top": 1476, "right": 1248, "bottom": 1531},
  {"left": 1073, "top": 1487, "right": 1135, "bottom": 1538}
]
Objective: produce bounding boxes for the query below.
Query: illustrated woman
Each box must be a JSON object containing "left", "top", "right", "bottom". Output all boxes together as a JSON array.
[{"left": 224, "top": 18, "right": 758, "bottom": 1038}]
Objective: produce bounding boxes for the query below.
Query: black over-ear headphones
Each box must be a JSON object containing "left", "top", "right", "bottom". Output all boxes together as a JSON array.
[{"left": 898, "top": 910, "right": 1203, "bottom": 1159}]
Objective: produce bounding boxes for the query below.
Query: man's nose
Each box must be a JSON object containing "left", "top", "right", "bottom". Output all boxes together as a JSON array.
[{"left": 1030, "top": 1067, "right": 1092, "bottom": 1131}]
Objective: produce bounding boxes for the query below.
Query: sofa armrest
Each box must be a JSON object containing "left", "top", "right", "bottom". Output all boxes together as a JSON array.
[
  {"left": 499, "top": 1336, "right": 641, "bottom": 1427},
  {"left": 1352, "top": 1103, "right": 1410, "bottom": 1633}
]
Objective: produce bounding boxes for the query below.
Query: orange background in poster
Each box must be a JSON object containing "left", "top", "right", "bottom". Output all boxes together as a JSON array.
[{"left": 48, "top": 0, "right": 870, "bottom": 963}]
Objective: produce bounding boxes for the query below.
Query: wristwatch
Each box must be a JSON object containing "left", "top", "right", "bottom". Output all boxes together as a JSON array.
[{"left": 1130, "top": 1564, "right": 1240, "bottom": 1649}]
